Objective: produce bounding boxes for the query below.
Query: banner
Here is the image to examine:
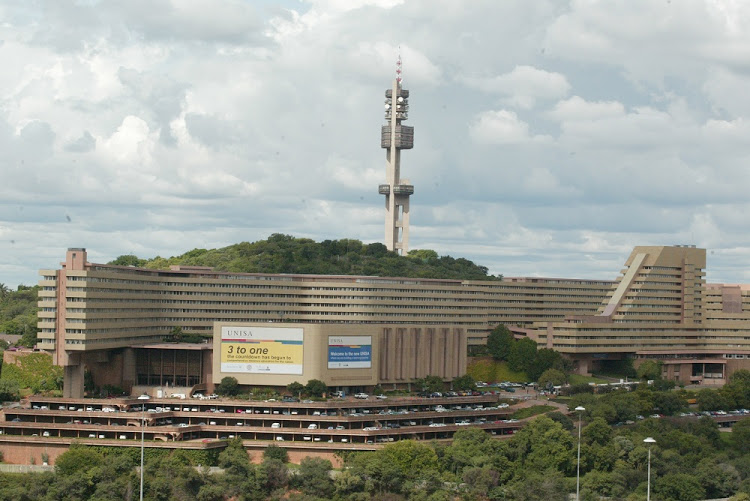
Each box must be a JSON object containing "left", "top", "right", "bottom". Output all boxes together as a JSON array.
[
  {"left": 328, "top": 335, "right": 372, "bottom": 369},
  {"left": 221, "top": 326, "right": 303, "bottom": 375}
]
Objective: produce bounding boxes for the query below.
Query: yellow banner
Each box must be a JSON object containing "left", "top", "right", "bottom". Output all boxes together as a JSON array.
[
  {"left": 219, "top": 326, "right": 304, "bottom": 375},
  {"left": 221, "top": 341, "right": 302, "bottom": 366}
]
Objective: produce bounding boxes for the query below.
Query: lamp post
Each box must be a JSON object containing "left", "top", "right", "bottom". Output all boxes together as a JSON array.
[
  {"left": 644, "top": 437, "right": 656, "bottom": 501},
  {"left": 575, "top": 406, "right": 585, "bottom": 501},
  {"left": 140, "top": 406, "right": 145, "bottom": 501}
]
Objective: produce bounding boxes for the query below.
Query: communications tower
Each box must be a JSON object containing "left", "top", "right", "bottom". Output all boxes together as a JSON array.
[{"left": 379, "top": 56, "right": 414, "bottom": 255}]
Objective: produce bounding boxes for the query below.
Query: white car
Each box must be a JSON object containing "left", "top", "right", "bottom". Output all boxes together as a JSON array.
[{"left": 354, "top": 393, "right": 369, "bottom": 399}]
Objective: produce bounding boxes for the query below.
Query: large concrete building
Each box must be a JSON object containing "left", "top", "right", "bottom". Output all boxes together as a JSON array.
[
  {"left": 525, "top": 245, "right": 750, "bottom": 384},
  {"left": 38, "top": 248, "right": 611, "bottom": 396},
  {"left": 37, "top": 245, "right": 750, "bottom": 397}
]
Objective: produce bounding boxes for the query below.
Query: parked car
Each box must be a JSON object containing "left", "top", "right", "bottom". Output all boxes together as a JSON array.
[{"left": 354, "top": 393, "right": 369, "bottom": 399}]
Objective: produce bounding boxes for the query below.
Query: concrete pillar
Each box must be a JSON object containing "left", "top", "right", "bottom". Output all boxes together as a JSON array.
[
  {"left": 122, "top": 348, "right": 136, "bottom": 392},
  {"left": 63, "top": 362, "right": 84, "bottom": 398}
]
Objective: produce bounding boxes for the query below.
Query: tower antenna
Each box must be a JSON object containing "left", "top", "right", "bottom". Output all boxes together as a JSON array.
[{"left": 396, "top": 47, "right": 402, "bottom": 84}]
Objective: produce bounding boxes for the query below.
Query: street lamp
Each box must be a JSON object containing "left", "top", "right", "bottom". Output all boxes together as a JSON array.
[
  {"left": 575, "top": 406, "right": 585, "bottom": 501},
  {"left": 140, "top": 406, "right": 145, "bottom": 501},
  {"left": 644, "top": 437, "right": 656, "bottom": 501}
]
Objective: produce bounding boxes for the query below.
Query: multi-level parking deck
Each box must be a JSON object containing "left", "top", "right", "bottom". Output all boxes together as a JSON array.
[{"left": 0, "top": 394, "right": 521, "bottom": 447}]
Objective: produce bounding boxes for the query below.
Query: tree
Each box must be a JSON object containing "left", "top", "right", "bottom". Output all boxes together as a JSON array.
[
  {"left": 508, "top": 337, "right": 537, "bottom": 373},
  {"left": 487, "top": 324, "right": 514, "bottom": 361},
  {"left": 218, "top": 437, "right": 252, "bottom": 477},
  {"left": 452, "top": 374, "right": 475, "bottom": 391},
  {"left": 109, "top": 255, "right": 146, "bottom": 267},
  {"left": 216, "top": 376, "right": 240, "bottom": 397},
  {"left": 258, "top": 458, "right": 289, "bottom": 492},
  {"left": 732, "top": 417, "right": 750, "bottom": 451},
  {"left": 0, "top": 380, "right": 20, "bottom": 401},
  {"left": 507, "top": 416, "right": 575, "bottom": 474},
  {"left": 365, "top": 243, "right": 389, "bottom": 257},
  {"left": 348, "top": 450, "right": 404, "bottom": 495},
  {"left": 55, "top": 445, "right": 104, "bottom": 476},
  {"left": 582, "top": 470, "right": 628, "bottom": 499},
  {"left": 169, "top": 326, "right": 184, "bottom": 342},
  {"left": 697, "top": 388, "right": 730, "bottom": 412},
  {"left": 262, "top": 444, "right": 288, "bottom": 463},
  {"left": 652, "top": 391, "right": 687, "bottom": 415},
  {"left": 507, "top": 470, "right": 568, "bottom": 501},
  {"left": 414, "top": 375, "right": 444, "bottom": 393},
  {"left": 654, "top": 472, "right": 705, "bottom": 501},
  {"left": 546, "top": 411, "right": 574, "bottom": 431},
  {"left": 538, "top": 368, "right": 566, "bottom": 388},
  {"left": 582, "top": 417, "right": 612, "bottom": 446},
  {"left": 305, "top": 379, "right": 327, "bottom": 397},
  {"left": 382, "top": 440, "right": 439, "bottom": 479},
  {"left": 294, "top": 457, "right": 334, "bottom": 498},
  {"left": 286, "top": 381, "right": 304, "bottom": 397},
  {"left": 407, "top": 249, "right": 438, "bottom": 262},
  {"left": 695, "top": 458, "right": 741, "bottom": 499},
  {"left": 636, "top": 360, "right": 662, "bottom": 381},
  {"left": 529, "top": 348, "right": 564, "bottom": 381}
]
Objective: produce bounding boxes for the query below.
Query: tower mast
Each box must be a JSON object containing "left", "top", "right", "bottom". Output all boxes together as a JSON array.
[{"left": 379, "top": 54, "right": 414, "bottom": 254}]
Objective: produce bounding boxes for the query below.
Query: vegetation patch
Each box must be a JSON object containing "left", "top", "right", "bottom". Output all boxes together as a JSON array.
[
  {"left": 0, "top": 284, "right": 39, "bottom": 347},
  {"left": 467, "top": 358, "right": 527, "bottom": 383},
  {"left": 0, "top": 352, "right": 62, "bottom": 393},
  {"left": 110, "top": 234, "right": 503, "bottom": 281},
  {"left": 511, "top": 405, "right": 557, "bottom": 420}
]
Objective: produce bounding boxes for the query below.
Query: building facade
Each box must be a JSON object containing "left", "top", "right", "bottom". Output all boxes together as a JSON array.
[
  {"left": 37, "top": 245, "right": 750, "bottom": 396},
  {"left": 526, "top": 246, "right": 750, "bottom": 384},
  {"left": 38, "top": 248, "right": 611, "bottom": 396}
]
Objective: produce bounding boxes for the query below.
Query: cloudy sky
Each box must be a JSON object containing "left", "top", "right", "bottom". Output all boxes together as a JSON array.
[{"left": 2, "top": 0, "right": 750, "bottom": 287}]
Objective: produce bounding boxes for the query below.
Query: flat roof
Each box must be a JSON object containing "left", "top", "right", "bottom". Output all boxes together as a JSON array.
[{"left": 132, "top": 343, "right": 212, "bottom": 351}]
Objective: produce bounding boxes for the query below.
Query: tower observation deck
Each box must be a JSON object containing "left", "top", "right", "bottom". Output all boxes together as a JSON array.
[{"left": 379, "top": 65, "right": 414, "bottom": 255}]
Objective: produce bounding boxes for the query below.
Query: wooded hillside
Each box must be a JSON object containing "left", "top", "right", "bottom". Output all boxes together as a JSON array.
[{"left": 109, "top": 234, "right": 502, "bottom": 281}]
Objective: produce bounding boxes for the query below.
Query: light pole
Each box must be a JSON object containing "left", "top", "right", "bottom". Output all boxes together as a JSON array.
[
  {"left": 575, "top": 406, "right": 585, "bottom": 501},
  {"left": 644, "top": 437, "right": 656, "bottom": 501},
  {"left": 140, "top": 406, "right": 145, "bottom": 501}
]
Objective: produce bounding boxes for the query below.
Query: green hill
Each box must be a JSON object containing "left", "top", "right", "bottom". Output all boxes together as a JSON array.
[{"left": 109, "top": 234, "right": 502, "bottom": 281}]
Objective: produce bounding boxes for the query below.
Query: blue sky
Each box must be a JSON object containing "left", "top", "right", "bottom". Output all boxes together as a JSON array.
[{"left": 2, "top": 0, "right": 750, "bottom": 286}]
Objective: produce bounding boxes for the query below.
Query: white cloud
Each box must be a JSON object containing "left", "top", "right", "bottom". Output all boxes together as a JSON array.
[
  {"left": 463, "top": 65, "right": 570, "bottom": 109},
  {"left": 99, "top": 116, "right": 155, "bottom": 167},
  {"left": 4, "top": 0, "right": 750, "bottom": 287},
  {"left": 548, "top": 96, "right": 625, "bottom": 122},
  {"left": 469, "top": 109, "right": 551, "bottom": 144}
]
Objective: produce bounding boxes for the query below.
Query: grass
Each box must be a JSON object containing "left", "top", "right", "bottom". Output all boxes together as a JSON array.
[
  {"left": 719, "top": 431, "right": 735, "bottom": 447},
  {"left": 511, "top": 405, "right": 557, "bottom": 420},
  {"left": 467, "top": 358, "right": 528, "bottom": 383}
]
